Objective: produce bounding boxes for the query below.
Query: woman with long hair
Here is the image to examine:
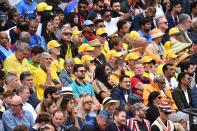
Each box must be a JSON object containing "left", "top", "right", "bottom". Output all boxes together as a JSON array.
[
  {"left": 57, "top": 96, "right": 80, "bottom": 129},
  {"left": 92, "top": 64, "right": 115, "bottom": 102},
  {"left": 146, "top": 91, "right": 162, "bottom": 124},
  {"left": 77, "top": 95, "right": 97, "bottom": 129},
  {"left": 40, "top": 99, "right": 58, "bottom": 114}
]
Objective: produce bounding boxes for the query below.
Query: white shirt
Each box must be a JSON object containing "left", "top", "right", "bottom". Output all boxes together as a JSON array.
[
  {"left": 8, "top": 0, "right": 21, "bottom": 7},
  {"left": 23, "top": 102, "right": 37, "bottom": 121},
  {"left": 183, "top": 89, "right": 190, "bottom": 104},
  {"left": 154, "top": 4, "right": 165, "bottom": 19},
  {"left": 165, "top": 77, "right": 178, "bottom": 91},
  {"left": 104, "top": 17, "right": 119, "bottom": 36}
]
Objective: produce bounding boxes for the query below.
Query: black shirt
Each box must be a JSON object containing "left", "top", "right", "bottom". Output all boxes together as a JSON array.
[{"left": 9, "top": 29, "right": 19, "bottom": 45}]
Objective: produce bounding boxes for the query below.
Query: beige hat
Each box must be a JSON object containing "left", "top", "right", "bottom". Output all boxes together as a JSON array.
[{"left": 150, "top": 28, "right": 164, "bottom": 39}]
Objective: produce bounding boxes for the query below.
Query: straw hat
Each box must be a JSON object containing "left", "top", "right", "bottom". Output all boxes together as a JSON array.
[
  {"left": 150, "top": 28, "right": 164, "bottom": 39},
  {"left": 102, "top": 97, "right": 120, "bottom": 108}
]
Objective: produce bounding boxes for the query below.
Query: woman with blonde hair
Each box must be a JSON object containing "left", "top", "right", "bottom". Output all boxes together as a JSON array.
[{"left": 77, "top": 95, "right": 97, "bottom": 129}]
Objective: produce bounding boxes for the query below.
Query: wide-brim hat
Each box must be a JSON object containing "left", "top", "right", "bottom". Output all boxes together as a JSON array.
[
  {"left": 61, "top": 87, "right": 74, "bottom": 96},
  {"left": 150, "top": 28, "right": 164, "bottom": 39},
  {"left": 102, "top": 97, "right": 120, "bottom": 108},
  {"left": 159, "top": 102, "right": 175, "bottom": 113},
  {"left": 176, "top": 51, "right": 190, "bottom": 65}
]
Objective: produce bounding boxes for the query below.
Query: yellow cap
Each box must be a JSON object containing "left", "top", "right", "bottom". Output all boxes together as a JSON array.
[
  {"left": 74, "top": 57, "right": 82, "bottom": 64},
  {"left": 141, "top": 56, "right": 154, "bottom": 63},
  {"left": 96, "top": 28, "right": 107, "bottom": 36},
  {"left": 37, "top": 2, "right": 52, "bottom": 12},
  {"left": 164, "top": 41, "right": 171, "bottom": 51},
  {"left": 163, "top": 50, "right": 177, "bottom": 59},
  {"left": 47, "top": 40, "right": 61, "bottom": 49},
  {"left": 78, "top": 44, "right": 95, "bottom": 53},
  {"left": 106, "top": 50, "right": 121, "bottom": 60},
  {"left": 124, "top": 52, "right": 140, "bottom": 61},
  {"left": 169, "top": 27, "right": 180, "bottom": 35},
  {"left": 129, "top": 31, "right": 140, "bottom": 41},
  {"left": 89, "top": 39, "right": 102, "bottom": 47},
  {"left": 81, "top": 55, "right": 95, "bottom": 64},
  {"left": 72, "top": 30, "right": 83, "bottom": 40}
]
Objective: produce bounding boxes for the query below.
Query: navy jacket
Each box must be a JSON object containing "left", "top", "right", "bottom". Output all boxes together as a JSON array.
[
  {"left": 166, "top": 12, "right": 178, "bottom": 29},
  {"left": 110, "top": 86, "right": 132, "bottom": 108}
]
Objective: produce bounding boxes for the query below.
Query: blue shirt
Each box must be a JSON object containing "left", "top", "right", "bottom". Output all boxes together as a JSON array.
[
  {"left": 2, "top": 109, "right": 35, "bottom": 131},
  {"left": 29, "top": 35, "right": 46, "bottom": 50},
  {"left": 16, "top": 0, "right": 37, "bottom": 19},
  {"left": 138, "top": 30, "right": 152, "bottom": 43},
  {"left": 71, "top": 80, "right": 95, "bottom": 98},
  {"left": 0, "top": 45, "right": 13, "bottom": 62}
]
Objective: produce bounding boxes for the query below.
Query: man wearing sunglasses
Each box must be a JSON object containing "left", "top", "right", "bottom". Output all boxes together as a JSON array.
[
  {"left": 88, "top": 0, "right": 104, "bottom": 20},
  {"left": 2, "top": 95, "right": 34, "bottom": 130}
]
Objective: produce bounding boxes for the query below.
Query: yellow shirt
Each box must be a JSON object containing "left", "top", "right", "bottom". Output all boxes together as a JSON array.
[
  {"left": 3, "top": 54, "right": 29, "bottom": 76},
  {"left": 156, "top": 64, "right": 164, "bottom": 75},
  {"left": 101, "top": 41, "right": 110, "bottom": 58},
  {"left": 51, "top": 58, "right": 64, "bottom": 74},
  {"left": 143, "top": 83, "right": 177, "bottom": 110},
  {"left": 65, "top": 45, "right": 73, "bottom": 59},
  {"left": 33, "top": 67, "right": 59, "bottom": 100}
]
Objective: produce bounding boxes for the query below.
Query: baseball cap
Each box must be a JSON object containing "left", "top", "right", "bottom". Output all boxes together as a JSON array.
[
  {"left": 129, "top": 31, "right": 140, "bottom": 41},
  {"left": 124, "top": 52, "right": 140, "bottom": 61},
  {"left": 163, "top": 50, "right": 177, "bottom": 59},
  {"left": 106, "top": 50, "right": 121, "bottom": 60},
  {"left": 99, "top": 110, "right": 110, "bottom": 119},
  {"left": 47, "top": 40, "right": 61, "bottom": 49},
  {"left": 141, "top": 56, "right": 155, "bottom": 64},
  {"left": 84, "top": 20, "right": 94, "bottom": 26},
  {"left": 132, "top": 102, "right": 149, "bottom": 112},
  {"left": 96, "top": 28, "right": 107, "bottom": 36},
  {"left": 81, "top": 55, "right": 95, "bottom": 64},
  {"left": 88, "top": 39, "right": 102, "bottom": 47},
  {"left": 37, "top": 2, "right": 53, "bottom": 12},
  {"left": 169, "top": 27, "right": 181, "bottom": 35},
  {"left": 78, "top": 44, "right": 95, "bottom": 53}
]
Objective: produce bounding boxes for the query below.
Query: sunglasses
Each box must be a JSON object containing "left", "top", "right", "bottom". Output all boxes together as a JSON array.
[
  {"left": 99, "top": 34, "right": 107, "bottom": 37},
  {"left": 157, "top": 96, "right": 162, "bottom": 99},
  {"left": 105, "top": 14, "right": 111, "bottom": 18},
  {"left": 78, "top": 70, "right": 86, "bottom": 73},
  {"left": 63, "top": 32, "right": 72, "bottom": 36},
  {"left": 80, "top": 92, "right": 91, "bottom": 98},
  {"left": 79, "top": 6, "right": 87, "bottom": 9}
]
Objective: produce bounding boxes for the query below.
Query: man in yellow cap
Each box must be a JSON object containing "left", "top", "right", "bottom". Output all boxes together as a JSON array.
[
  {"left": 141, "top": 56, "right": 156, "bottom": 80},
  {"left": 89, "top": 39, "right": 107, "bottom": 65},
  {"left": 47, "top": 40, "right": 64, "bottom": 75},
  {"left": 106, "top": 50, "right": 121, "bottom": 71},
  {"left": 36, "top": 2, "right": 52, "bottom": 12},
  {"left": 78, "top": 44, "right": 95, "bottom": 56},
  {"left": 96, "top": 28, "right": 110, "bottom": 57},
  {"left": 124, "top": 52, "right": 141, "bottom": 77},
  {"left": 81, "top": 55, "right": 95, "bottom": 83},
  {"left": 156, "top": 50, "right": 177, "bottom": 75}
]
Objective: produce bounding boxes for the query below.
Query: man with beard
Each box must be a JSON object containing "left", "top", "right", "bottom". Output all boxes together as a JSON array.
[
  {"left": 111, "top": 0, "right": 123, "bottom": 18},
  {"left": 106, "top": 108, "right": 131, "bottom": 131},
  {"left": 88, "top": 0, "right": 104, "bottom": 20},
  {"left": 71, "top": 64, "right": 100, "bottom": 106},
  {"left": 172, "top": 72, "right": 191, "bottom": 111},
  {"left": 180, "top": 62, "right": 196, "bottom": 88},
  {"left": 127, "top": 102, "right": 150, "bottom": 131},
  {"left": 138, "top": 17, "right": 152, "bottom": 43},
  {"left": 66, "top": 0, "right": 89, "bottom": 30}
]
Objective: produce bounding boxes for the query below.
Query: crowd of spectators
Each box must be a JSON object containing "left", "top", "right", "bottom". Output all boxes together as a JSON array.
[{"left": 0, "top": 0, "right": 197, "bottom": 131}]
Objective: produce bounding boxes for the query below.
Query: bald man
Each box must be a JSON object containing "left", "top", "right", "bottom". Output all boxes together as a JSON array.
[
  {"left": 2, "top": 95, "right": 34, "bottom": 131},
  {"left": 0, "top": 32, "right": 13, "bottom": 62}
]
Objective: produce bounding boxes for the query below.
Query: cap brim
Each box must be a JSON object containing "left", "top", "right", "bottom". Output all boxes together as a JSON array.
[
  {"left": 46, "top": 6, "right": 53, "bottom": 11},
  {"left": 142, "top": 106, "right": 149, "bottom": 110},
  {"left": 104, "top": 100, "right": 120, "bottom": 108}
]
